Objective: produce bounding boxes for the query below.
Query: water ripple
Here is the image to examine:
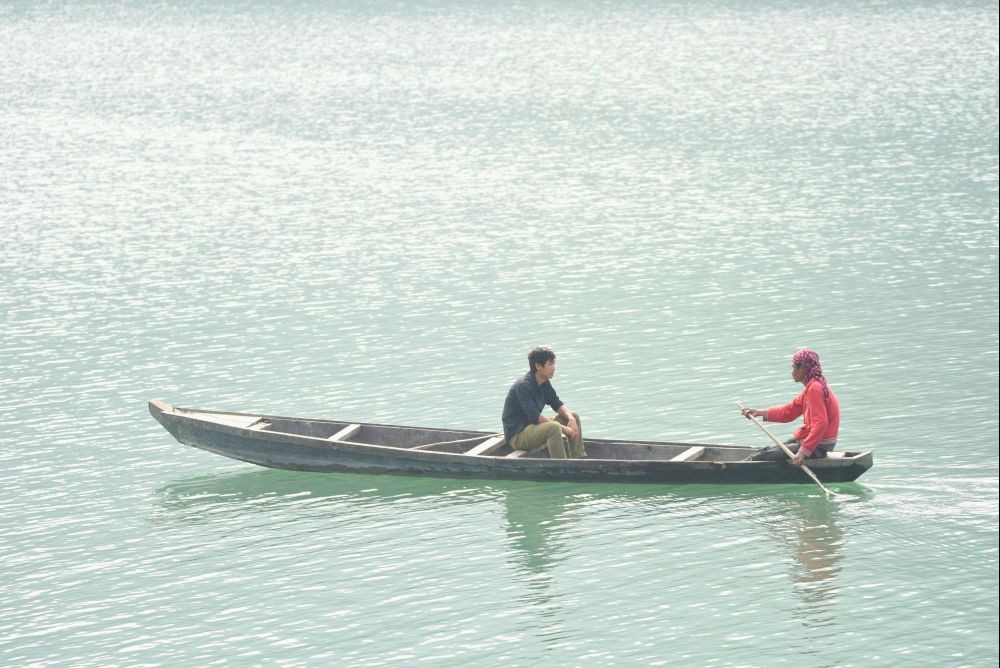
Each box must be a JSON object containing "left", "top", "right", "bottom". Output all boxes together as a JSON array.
[{"left": 2, "top": 1, "right": 997, "bottom": 666}]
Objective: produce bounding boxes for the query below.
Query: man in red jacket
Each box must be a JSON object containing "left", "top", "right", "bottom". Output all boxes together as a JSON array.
[{"left": 741, "top": 349, "right": 840, "bottom": 466}]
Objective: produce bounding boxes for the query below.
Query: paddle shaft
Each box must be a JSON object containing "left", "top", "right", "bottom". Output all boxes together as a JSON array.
[{"left": 736, "top": 402, "right": 837, "bottom": 497}]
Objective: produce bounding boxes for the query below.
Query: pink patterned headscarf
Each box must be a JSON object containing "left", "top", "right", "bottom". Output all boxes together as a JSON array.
[{"left": 793, "top": 348, "right": 829, "bottom": 401}]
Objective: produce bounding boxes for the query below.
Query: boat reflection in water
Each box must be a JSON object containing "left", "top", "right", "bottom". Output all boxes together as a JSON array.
[
  {"left": 757, "top": 495, "right": 853, "bottom": 627},
  {"left": 155, "top": 471, "right": 860, "bottom": 627}
]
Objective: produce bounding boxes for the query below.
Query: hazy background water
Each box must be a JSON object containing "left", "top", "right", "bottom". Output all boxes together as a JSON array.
[{"left": 2, "top": 0, "right": 997, "bottom": 665}]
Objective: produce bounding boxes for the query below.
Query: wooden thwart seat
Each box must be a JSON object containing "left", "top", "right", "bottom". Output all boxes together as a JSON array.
[
  {"left": 670, "top": 446, "right": 705, "bottom": 462},
  {"left": 466, "top": 436, "right": 506, "bottom": 456},
  {"left": 328, "top": 424, "right": 362, "bottom": 441}
]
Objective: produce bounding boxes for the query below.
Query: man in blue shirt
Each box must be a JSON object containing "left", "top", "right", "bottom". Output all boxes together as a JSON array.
[{"left": 501, "top": 347, "right": 586, "bottom": 458}]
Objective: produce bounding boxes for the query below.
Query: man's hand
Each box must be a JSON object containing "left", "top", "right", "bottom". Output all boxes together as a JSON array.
[
  {"left": 562, "top": 418, "right": 579, "bottom": 441},
  {"left": 741, "top": 407, "right": 763, "bottom": 419},
  {"left": 791, "top": 449, "right": 808, "bottom": 467}
]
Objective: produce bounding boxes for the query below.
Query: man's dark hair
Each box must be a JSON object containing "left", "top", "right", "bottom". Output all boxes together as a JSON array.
[{"left": 528, "top": 346, "right": 556, "bottom": 372}]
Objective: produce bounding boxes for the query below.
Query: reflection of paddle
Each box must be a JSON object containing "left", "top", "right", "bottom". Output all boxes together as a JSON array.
[{"left": 736, "top": 402, "right": 838, "bottom": 498}]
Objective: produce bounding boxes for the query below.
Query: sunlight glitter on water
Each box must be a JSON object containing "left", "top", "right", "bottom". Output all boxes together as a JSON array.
[{"left": 2, "top": 0, "right": 997, "bottom": 666}]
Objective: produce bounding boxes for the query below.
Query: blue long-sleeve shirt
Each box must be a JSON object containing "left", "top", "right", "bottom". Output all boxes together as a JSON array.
[{"left": 501, "top": 372, "right": 564, "bottom": 442}]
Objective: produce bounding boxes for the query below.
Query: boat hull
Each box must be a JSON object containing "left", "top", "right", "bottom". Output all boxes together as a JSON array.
[{"left": 149, "top": 400, "right": 873, "bottom": 485}]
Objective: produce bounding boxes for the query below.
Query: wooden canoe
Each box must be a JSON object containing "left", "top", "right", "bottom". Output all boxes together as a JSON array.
[{"left": 148, "top": 399, "right": 872, "bottom": 485}]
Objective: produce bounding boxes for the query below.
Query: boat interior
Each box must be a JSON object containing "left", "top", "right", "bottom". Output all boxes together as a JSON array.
[{"left": 176, "top": 407, "right": 858, "bottom": 464}]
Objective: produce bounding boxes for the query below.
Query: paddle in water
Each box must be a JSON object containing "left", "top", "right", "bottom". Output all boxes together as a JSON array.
[{"left": 736, "top": 401, "right": 838, "bottom": 498}]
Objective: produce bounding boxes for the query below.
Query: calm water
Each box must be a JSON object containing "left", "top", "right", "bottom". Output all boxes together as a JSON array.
[{"left": 2, "top": 0, "right": 997, "bottom": 665}]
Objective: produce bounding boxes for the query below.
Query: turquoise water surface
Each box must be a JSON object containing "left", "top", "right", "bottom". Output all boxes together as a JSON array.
[{"left": 2, "top": 1, "right": 997, "bottom": 666}]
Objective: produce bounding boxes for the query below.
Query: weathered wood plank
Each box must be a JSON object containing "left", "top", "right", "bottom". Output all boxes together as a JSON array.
[
  {"left": 670, "top": 446, "right": 705, "bottom": 462},
  {"left": 328, "top": 424, "right": 362, "bottom": 441},
  {"left": 466, "top": 436, "right": 506, "bottom": 456}
]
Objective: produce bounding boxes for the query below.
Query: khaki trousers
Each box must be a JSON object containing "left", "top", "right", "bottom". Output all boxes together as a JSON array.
[{"left": 510, "top": 412, "right": 585, "bottom": 459}]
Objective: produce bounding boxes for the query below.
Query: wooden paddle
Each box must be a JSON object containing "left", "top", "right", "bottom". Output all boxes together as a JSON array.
[{"left": 736, "top": 402, "right": 838, "bottom": 498}]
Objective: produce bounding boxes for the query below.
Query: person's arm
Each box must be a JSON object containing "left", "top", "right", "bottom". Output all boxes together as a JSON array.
[
  {"left": 762, "top": 392, "right": 805, "bottom": 423},
  {"left": 741, "top": 393, "right": 803, "bottom": 422},
  {"left": 542, "top": 384, "right": 578, "bottom": 439},
  {"left": 556, "top": 404, "right": 579, "bottom": 440},
  {"left": 516, "top": 383, "right": 542, "bottom": 427},
  {"left": 791, "top": 384, "right": 828, "bottom": 465}
]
